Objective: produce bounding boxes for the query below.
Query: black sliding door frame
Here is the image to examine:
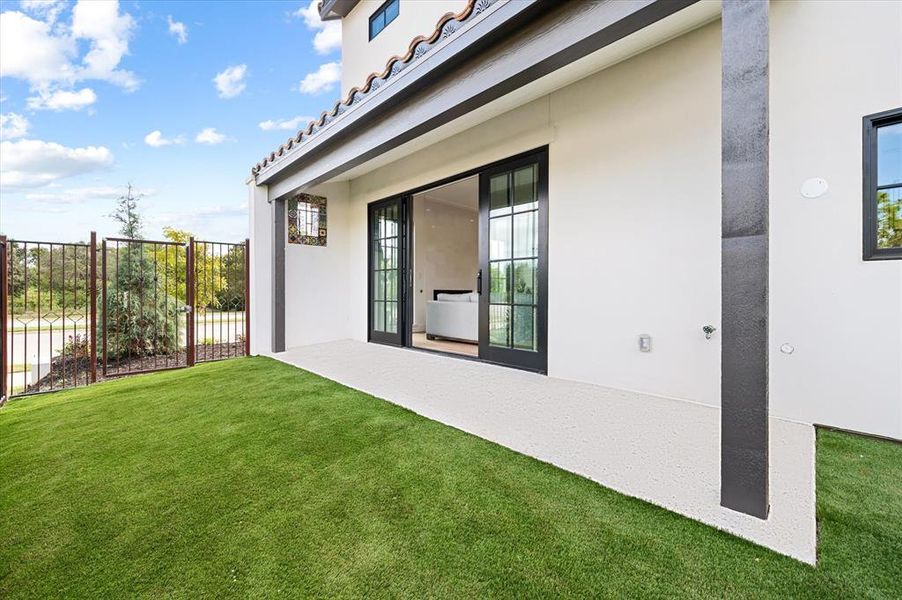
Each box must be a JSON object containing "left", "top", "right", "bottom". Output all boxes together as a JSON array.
[
  {"left": 366, "top": 146, "right": 548, "bottom": 374},
  {"left": 478, "top": 148, "right": 548, "bottom": 373},
  {"left": 367, "top": 195, "right": 409, "bottom": 346}
]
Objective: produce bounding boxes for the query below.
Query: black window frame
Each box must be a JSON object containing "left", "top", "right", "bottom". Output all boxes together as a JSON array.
[
  {"left": 369, "top": 0, "right": 399, "bottom": 41},
  {"left": 863, "top": 107, "right": 902, "bottom": 261}
]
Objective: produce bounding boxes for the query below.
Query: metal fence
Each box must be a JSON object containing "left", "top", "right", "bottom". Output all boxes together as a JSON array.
[
  {"left": 192, "top": 240, "right": 249, "bottom": 364},
  {"left": 1, "top": 233, "right": 250, "bottom": 403}
]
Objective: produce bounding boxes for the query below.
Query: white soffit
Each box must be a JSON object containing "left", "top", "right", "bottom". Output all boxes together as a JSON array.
[{"left": 334, "top": 0, "right": 723, "bottom": 183}]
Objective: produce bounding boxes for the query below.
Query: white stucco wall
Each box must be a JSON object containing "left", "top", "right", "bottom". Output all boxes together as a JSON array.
[
  {"left": 768, "top": 0, "right": 902, "bottom": 439},
  {"left": 284, "top": 182, "right": 353, "bottom": 348},
  {"left": 248, "top": 183, "right": 272, "bottom": 356},
  {"left": 340, "top": 0, "right": 469, "bottom": 98}
]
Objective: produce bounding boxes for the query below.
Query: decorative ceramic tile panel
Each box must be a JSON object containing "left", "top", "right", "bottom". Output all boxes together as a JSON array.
[{"left": 288, "top": 194, "right": 327, "bottom": 246}]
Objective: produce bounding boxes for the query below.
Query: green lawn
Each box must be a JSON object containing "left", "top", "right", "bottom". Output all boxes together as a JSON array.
[{"left": 1, "top": 357, "right": 899, "bottom": 598}]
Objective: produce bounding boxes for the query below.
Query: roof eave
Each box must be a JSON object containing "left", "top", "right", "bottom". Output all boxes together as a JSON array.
[
  {"left": 257, "top": 0, "right": 704, "bottom": 196},
  {"left": 318, "top": 0, "right": 361, "bottom": 21}
]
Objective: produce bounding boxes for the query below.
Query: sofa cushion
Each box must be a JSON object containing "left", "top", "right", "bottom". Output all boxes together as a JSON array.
[{"left": 436, "top": 292, "right": 476, "bottom": 302}]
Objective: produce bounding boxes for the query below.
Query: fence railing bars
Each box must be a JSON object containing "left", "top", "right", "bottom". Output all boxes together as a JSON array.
[{"left": 1, "top": 233, "right": 250, "bottom": 401}]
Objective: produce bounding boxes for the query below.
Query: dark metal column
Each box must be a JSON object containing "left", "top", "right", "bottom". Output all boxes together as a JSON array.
[
  {"left": 721, "top": 0, "right": 770, "bottom": 519},
  {"left": 272, "top": 199, "right": 286, "bottom": 353}
]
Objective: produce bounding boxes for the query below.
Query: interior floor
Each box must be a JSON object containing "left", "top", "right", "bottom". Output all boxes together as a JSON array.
[{"left": 412, "top": 332, "right": 478, "bottom": 357}]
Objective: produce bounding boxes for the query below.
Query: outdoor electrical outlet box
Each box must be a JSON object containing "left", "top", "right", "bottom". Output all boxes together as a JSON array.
[{"left": 639, "top": 334, "right": 652, "bottom": 352}]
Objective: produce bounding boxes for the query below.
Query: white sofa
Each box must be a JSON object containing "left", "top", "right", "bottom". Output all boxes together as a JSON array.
[{"left": 425, "top": 292, "right": 478, "bottom": 343}]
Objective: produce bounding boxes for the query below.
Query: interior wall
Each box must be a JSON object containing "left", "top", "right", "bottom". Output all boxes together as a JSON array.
[{"left": 412, "top": 194, "right": 478, "bottom": 331}]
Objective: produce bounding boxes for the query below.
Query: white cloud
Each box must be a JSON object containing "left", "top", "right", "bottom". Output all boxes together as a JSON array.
[
  {"left": 71, "top": 0, "right": 139, "bottom": 90},
  {"left": 0, "top": 10, "right": 77, "bottom": 86},
  {"left": 0, "top": 0, "right": 138, "bottom": 113},
  {"left": 0, "top": 113, "right": 29, "bottom": 139},
  {"left": 144, "top": 130, "right": 183, "bottom": 147},
  {"left": 294, "top": 0, "right": 341, "bottom": 55},
  {"left": 26, "top": 184, "right": 153, "bottom": 204},
  {"left": 19, "top": 0, "right": 67, "bottom": 25},
  {"left": 0, "top": 138, "right": 114, "bottom": 188},
  {"left": 167, "top": 15, "right": 188, "bottom": 44},
  {"left": 258, "top": 115, "right": 315, "bottom": 131},
  {"left": 195, "top": 127, "right": 227, "bottom": 145},
  {"left": 299, "top": 62, "right": 340, "bottom": 95},
  {"left": 213, "top": 64, "right": 247, "bottom": 99},
  {"left": 312, "top": 25, "right": 341, "bottom": 55},
  {"left": 26, "top": 87, "right": 97, "bottom": 111},
  {"left": 24, "top": 184, "right": 155, "bottom": 213}
]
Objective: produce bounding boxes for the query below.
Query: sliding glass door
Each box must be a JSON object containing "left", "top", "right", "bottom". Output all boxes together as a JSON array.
[
  {"left": 366, "top": 149, "right": 547, "bottom": 372},
  {"left": 478, "top": 149, "right": 548, "bottom": 372},
  {"left": 368, "top": 196, "right": 408, "bottom": 346}
]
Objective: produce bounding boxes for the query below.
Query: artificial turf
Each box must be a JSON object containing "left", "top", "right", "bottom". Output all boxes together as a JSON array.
[{"left": 1, "top": 357, "right": 899, "bottom": 598}]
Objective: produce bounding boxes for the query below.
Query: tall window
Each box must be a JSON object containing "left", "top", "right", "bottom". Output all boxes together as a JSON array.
[
  {"left": 864, "top": 108, "right": 902, "bottom": 260},
  {"left": 369, "top": 0, "right": 399, "bottom": 40}
]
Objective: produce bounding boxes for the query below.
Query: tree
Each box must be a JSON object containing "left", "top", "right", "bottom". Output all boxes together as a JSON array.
[
  {"left": 110, "top": 183, "right": 144, "bottom": 239},
  {"left": 876, "top": 191, "right": 902, "bottom": 249},
  {"left": 154, "top": 227, "right": 221, "bottom": 309},
  {"left": 104, "top": 185, "right": 180, "bottom": 359},
  {"left": 216, "top": 244, "right": 246, "bottom": 312}
]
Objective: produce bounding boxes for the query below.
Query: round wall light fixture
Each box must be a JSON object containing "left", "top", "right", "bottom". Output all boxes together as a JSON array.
[{"left": 800, "top": 178, "right": 829, "bottom": 199}]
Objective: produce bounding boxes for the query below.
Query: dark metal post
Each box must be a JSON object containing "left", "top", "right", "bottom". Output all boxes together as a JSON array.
[
  {"left": 0, "top": 235, "right": 8, "bottom": 405},
  {"left": 89, "top": 232, "right": 97, "bottom": 383},
  {"left": 721, "top": 0, "right": 770, "bottom": 519},
  {"left": 244, "top": 238, "right": 251, "bottom": 356},
  {"left": 101, "top": 239, "right": 108, "bottom": 377},
  {"left": 273, "top": 200, "right": 286, "bottom": 353},
  {"left": 187, "top": 238, "right": 196, "bottom": 367}
]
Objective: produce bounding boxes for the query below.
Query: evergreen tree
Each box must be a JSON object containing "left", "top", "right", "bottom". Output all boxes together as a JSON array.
[{"left": 105, "top": 185, "right": 180, "bottom": 359}]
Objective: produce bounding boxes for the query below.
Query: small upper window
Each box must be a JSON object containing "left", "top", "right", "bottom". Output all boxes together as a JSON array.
[
  {"left": 369, "top": 0, "right": 399, "bottom": 40},
  {"left": 864, "top": 108, "right": 902, "bottom": 260}
]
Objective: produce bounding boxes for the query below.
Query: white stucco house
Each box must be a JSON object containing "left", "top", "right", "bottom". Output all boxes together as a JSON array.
[{"left": 247, "top": 0, "right": 901, "bottom": 564}]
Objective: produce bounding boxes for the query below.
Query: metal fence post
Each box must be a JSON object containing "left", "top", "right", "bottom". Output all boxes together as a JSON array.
[
  {"left": 101, "top": 239, "right": 108, "bottom": 377},
  {"left": 1, "top": 235, "right": 8, "bottom": 405},
  {"left": 244, "top": 238, "right": 250, "bottom": 356},
  {"left": 89, "top": 232, "right": 98, "bottom": 383},
  {"left": 187, "top": 238, "right": 195, "bottom": 367}
]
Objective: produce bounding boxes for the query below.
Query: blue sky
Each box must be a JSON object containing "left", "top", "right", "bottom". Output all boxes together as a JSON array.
[{"left": 0, "top": 0, "right": 342, "bottom": 242}]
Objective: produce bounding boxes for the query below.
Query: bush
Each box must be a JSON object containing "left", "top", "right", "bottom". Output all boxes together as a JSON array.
[{"left": 62, "top": 334, "right": 90, "bottom": 357}]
